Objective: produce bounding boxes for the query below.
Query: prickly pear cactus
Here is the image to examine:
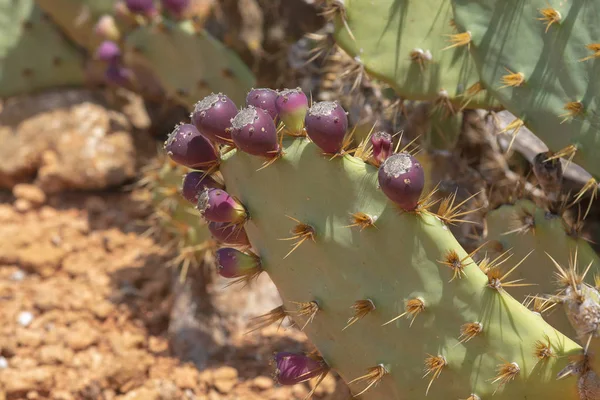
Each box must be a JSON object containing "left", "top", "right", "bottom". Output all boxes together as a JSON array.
[
  {"left": 451, "top": 0, "right": 600, "bottom": 178},
  {"left": 485, "top": 199, "right": 600, "bottom": 339},
  {"left": 124, "top": 19, "right": 255, "bottom": 105},
  {"left": 0, "top": 0, "right": 86, "bottom": 97},
  {"left": 330, "top": 0, "right": 498, "bottom": 110},
  {"left": 35, "top": 0, "right": 117, "bottom": 51},
  {"left": 139, "top": 155, "right": 214, "bottom": 277},
  {"left": 161, "top": 87, "right": 600, "bottom": 399}
]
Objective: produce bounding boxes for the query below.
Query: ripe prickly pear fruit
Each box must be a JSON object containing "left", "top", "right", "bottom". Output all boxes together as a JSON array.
[
  {"left": 181, "top": 172, "right": 221, "bottom": 204},
  {"left": 378, "top": 153, "right": 424, "bottom": 211},
  {"left": 161, "top": 0, "right": 190, "bottom": 17},
  {"left": 208, "top": 221, "right": 250, "bottom": 246},
  {"left": 304, "top": 101, "right": 348, "bottom": 154},
  {"left": 273, "top": 352, "right": 327, "bottom": 385},
  {"left": 164, "top": 124, "right": 219, "bottom": 169},
  {"left": 191, "top": 93, "right": 239, "bottom": 145},
  {"left": 197, "top": 188, "right": 247, "bottom": 223},
  {"left": 275, "top": 88, "right": 309, "bottom": 134},
  {"left": 230, "top": 106, "right": 281, "bottom": 157},
  {"left": 371, "top": 131, "right": 393, "bottom": 166},
  {"left": 246, "top": 88, "right": 279, "bottom": 120},
  {"left": 215, "top": 248, "right": 261, "bottom": 279},
  {"left": 94, "top": 15, "right": 121, "bottom": 42},
  {"left": 105, "top": 63, "right": 133, "bottom": 86},
  {"left": 95, "top": 41, "right": 121, "bottom": 62},
  {"left": 124, "top": 0, "right": 157, "bottom": 16}
]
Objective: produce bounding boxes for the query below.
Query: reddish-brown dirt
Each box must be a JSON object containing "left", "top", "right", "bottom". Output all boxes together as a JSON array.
[{"left": 0, "top": 191, "right": 351, "bottom": 400}]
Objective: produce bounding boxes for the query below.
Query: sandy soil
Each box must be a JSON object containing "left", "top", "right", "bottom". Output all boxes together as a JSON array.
[{"left": 0, "top": 191, "right": 351, "bottom": 400}]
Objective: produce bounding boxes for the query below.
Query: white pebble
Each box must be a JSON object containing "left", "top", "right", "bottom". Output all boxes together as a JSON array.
[
  {"left": 17, "top": 311, "right": 34, "bottom": 327},
  {"left": 0, "top": 356, "right": 7, "bottom": 369}
]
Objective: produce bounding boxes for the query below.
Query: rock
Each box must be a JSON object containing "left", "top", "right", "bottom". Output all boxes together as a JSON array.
[
  {"left": 212, "top": 366, "right": 238, "bottom": 394},
  {"left": 172, "top": 365, "right": 199, "bottom": 389},
  {"left": 38, "top": 345, "right": 74, "bottom": 365},
  {"left": 12, "top": 184, "right": 46, "bottom": 207},
  {"left": 0, "top": 89, "right": 136, "bottom": 193},
  {"left": 251, "top": 376, "right": 273, "bottom": 390},
  {"left": 14, "top": 198, "right": 32, "bottom": 212}
]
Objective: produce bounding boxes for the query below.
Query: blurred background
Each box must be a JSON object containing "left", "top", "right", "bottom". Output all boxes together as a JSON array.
[{"left": 1, "top": 1, "right": 599, "bottom": 399}]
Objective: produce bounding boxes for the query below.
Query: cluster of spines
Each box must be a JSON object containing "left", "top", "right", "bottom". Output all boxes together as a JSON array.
[{"left": 160, "top": 84, "right": 588, "bottom": 398}]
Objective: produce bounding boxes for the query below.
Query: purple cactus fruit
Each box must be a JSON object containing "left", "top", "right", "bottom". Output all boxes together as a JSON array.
[
  {"left": 105, "top": 63, "right": 133, "bottom": 86},
  {"left": 274, "top": 352, "right": 326, "bottom": 385},
  {"left": 246, "top": 88, "right": 279, "bottom": 120},
  {"left": 304, "top": 101, "right": 348, "bottom": 154},
  {"left": 377, "top": 153, "right": 425, "bottom": 211},
  {"left": 94, "top": 15, "right": 120, "bottom": 41},
  {"left": 161, "top": 0, "right": 190, "bottom": 17},
  {"left": 230, "top": 106, "right": 280, "bottom": 157},
  {"left": 197, "top": 188, "right": 247, "bottom": 223},
  {"left": 95, "top": 41, "right": 121, "bottom": 62},
  {"left": 181, "top": 172, "right": 220, "bottom": 204},
  {"left": 208, "top": 222, "right": 250, "bottom": 246},
  {"left": 215, "top": 248, "right": 261, "bottom": 279},
  {"left": 164, "top": 124, "right": 219, "bottom": 169},
  {"left": 371, "top": 131, "right": 393, "bottom": 165},
  {"left": 125, "top": 0, "right": 157, "bottom": 15},
  {"left": 275, "top": 88, "right": 309, "bottom": 134},
  {"left": 191, "top": 93, "right": 239, "bottom": 144}
]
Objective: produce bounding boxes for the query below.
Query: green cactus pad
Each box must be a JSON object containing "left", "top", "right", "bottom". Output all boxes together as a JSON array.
[
  {"left": 123, "top": 20, "right": 255, "bottom": 107},
  {"left": 35, "top": 0, "right": 117, "bottom": 52},
  {"left": 451, "top": 0, "right": 600, "bottom": 178},
  {"left": 332, "top": 0, "right": 498, "bottom": 109},
  {"left": 219, "top": 137, "right": 583, "bottom": 399},
  {"left": 485, "top": 200, "right": 600, "bottom": 339},
  {"left": 0, "top": 0, "right": 86, "bottom": 97}
]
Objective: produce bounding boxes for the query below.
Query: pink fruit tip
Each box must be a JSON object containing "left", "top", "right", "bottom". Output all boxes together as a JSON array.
[
  {"left": 304, "top": 101, "right": 348, "bottom": 154},
  {"left": 371, "top": 131, "right": 393, "bottom": 165},
  {"left": 215, "top": 247, "right": 261, "bottom": 279},
  {"left": 275, "top": 88, "right": 308, "bottom": 133},
  {"left": 181, "top": 172, "right": 220, "bottom": 204},
  {"left": 377, "top": 152, "right": 425, "bottom": 211},
  {"left": 230, "top": 106, "right": 280, "bottom": 157},
  {"left": 124, "top": 0, "right": 157, "bottom": 16},
  {"left": 197, "top": 188, "right": 247, "bottom": 224},
  {"left": 246, "top": 88, "right": 279, "bottom": 120},
  {"left": 104, "top": 63, "right": 133, "bottom": 86},
  {"left": 273, "top": 352, "right": 327, "bottom": 385},
  {"left": 95, "top": 41, "right": 121, "bottom": 62},
  {"left": 191, "top": 93, "right": 238, "bottom": 144},
  {"left": 164, "top": 123, "right": 219, "bottom": 169}
]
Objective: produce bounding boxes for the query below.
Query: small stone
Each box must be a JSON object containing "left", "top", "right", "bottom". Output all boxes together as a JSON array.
[
  {"left": 0, "top": 356, "right": 8, "bottom": 369},
  {"left": 10, "top": 269, "right": 26, "bottom": 281},
  {"left": 252, "top": 376, "right": 273, "bottom": 390},
  {"left": 14, "top": 198, "right": 32, "bottom": 212},
  {"left": 12, "top": 184, "right": 46, "bottom": 207},
  {"left": 173, "top": 365, "right": 199, "bottom": 389},
  {"left": 18, "top": 311, "right": 34, "bottom": 327},
  {"left": 212, "top": 366, "right": 238, "bottom": 394}
]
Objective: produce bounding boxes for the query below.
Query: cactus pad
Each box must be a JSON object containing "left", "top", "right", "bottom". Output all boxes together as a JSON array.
[
  {"left": 485, "top": 200, "right": 600, "bottom": 337},
  {"left": 451, "top": 0, "right": 600, "bottom": 178},
  {"left": 35, "top": 0, "right": 117, "bottom": 51},
  {"left": 331, "top": 0, "right": 498, "bottom": 109},
  {"left": 123, "top": 19, "right": 255, "bottom": 106},
  {"left": 219, "top": 137, "right": 583, "bottom": 399},
  {"left": 0, "top": 0, "right": 86, "bottom": 97}
]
